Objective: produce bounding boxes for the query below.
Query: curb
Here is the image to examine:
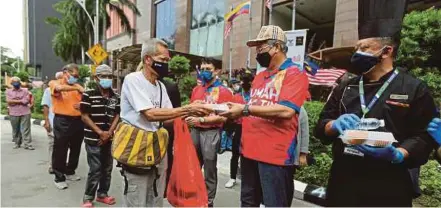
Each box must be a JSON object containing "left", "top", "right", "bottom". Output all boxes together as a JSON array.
[
  {"left": 0, "top": 114, "right": 327, "bottom": 206},
  {"left": 294, "top": 180, "right": 326, "bottom": 206},
  {"left": 0, "top": 115, "right": 45, "bottom": 127}
]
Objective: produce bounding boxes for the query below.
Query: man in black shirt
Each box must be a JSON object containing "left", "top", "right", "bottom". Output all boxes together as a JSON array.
[
  {"left": 80, "top": 65, "right": 120, "bottom": 207},
  {"left": 314, "top": 1, "right": 437, "bottom": 206}
]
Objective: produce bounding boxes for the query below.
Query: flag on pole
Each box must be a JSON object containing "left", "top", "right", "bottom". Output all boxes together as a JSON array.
[
  {"left": 306, "top": 69, "right": 346, "bottom": 87},
  {"left": 266, "top": 0, "right": 272, "bottom": 10},
  {"left": 224, "top": 22, "right": 232, "bottom": 39},
  {"left": 224, "top": 1, "right": 251, "bottom": 22}
]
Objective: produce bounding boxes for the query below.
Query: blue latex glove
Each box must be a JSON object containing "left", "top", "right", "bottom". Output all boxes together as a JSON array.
[
  {"left": 355, "top": 145, "right": 404, "bottom": 163},
  {"left": 427, "top": 118, "right": 441, "bottom": 146},
  {"left": 331, "top": 114, "right": 361, "bottom": 135}
]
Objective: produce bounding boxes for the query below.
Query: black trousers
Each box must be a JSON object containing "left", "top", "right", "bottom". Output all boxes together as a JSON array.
[
  {"left": 53, "top": 114, "right": 84, "bottom": 182},
  {"left": 84, "top": 143, "right": 113, "bottom": 201},
  {"left": 230, "top": 124, "right": 242, "bottom": 179}
]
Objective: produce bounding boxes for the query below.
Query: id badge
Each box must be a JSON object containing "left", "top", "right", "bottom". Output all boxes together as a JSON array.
[{"left": 343, "top": 147, "right": 364, "bottom": 157}]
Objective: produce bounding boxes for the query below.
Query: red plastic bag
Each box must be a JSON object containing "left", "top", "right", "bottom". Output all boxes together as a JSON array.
[{"left": 167, "top": 118, "right": 208, "bottom": 207}]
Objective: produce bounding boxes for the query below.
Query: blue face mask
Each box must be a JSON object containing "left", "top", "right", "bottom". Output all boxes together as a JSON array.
[
  {"left": 200, "top": 70, "right": 214, "bottom": 84},
  {"left": 12, "top": 82, "right": 20, "bottom": 89},
  {"left": 99, "top": 78, "right": 112, "bottom": 89},
  {"left": 67, "top": 75, "right": 78, "bottom": 85}
]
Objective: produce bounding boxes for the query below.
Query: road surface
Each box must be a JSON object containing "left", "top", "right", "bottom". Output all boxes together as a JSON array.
[{"left": 0, "top": 120, "right": 315, "bottom": 207}]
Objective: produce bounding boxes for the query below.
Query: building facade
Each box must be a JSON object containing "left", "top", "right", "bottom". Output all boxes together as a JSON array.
[
  {"left": 24, "top": 0, "right": 67, "bottom": 80},
  {"left": 106, "top": 0, "right": 441, "bottom": 74}
]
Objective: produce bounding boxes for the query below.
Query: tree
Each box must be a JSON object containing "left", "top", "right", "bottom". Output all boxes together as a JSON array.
[
  {"left": 47, "top": 0, "right": 141, "bottom": 63},
  {"left": 397, "top": 8, "right": 441, "bottom": 102},
  {"left": 169, "top": 55, "right": 191, "bottom": 84}
]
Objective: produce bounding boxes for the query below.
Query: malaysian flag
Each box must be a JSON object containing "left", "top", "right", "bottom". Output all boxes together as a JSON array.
[
  {"left": 307, "top": 69, "right": 346, "bottom": 87},
  {"left": 224, "top": 21, "right": 232, "bottom": 39},
  {"left": 266, "top": 0, "right": 272, "bottom": 10}
]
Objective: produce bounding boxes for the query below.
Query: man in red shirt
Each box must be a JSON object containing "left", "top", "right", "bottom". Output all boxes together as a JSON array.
[
  {"left": 185, "top": 58, "right": 233, "bottom": 207},
  {"left": 221, "top": 25, "right": 309, "bottom": 207}
]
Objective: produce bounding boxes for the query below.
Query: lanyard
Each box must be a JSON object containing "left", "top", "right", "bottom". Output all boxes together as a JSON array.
[
  {"left": 359, "top": 69, "right": 399, "bottom": 118},
  {"left": 241, "top": 90, "right": 250, "bottom": 103}
]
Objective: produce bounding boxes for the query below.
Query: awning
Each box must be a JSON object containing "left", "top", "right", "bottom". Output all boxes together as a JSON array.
[{"left": 308, "top": 46, "right": 355, "bottom": 70}]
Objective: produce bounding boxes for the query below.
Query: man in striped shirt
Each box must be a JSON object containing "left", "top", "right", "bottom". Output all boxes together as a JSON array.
[{"left": 80, "top": 65, "right": 120, "bottom": 207}]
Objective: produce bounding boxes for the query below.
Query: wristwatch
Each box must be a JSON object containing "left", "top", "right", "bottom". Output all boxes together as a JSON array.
[
  {"left": 199, "top": 117, "right": 205, "bottom": 124},
  {"left": 242, "top": 104, "right": 250, "bottom": 116}
]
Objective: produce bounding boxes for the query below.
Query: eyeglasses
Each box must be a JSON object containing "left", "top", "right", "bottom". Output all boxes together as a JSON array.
[{"left": 256, "top": 44, "right": 273, "bottom": 54}]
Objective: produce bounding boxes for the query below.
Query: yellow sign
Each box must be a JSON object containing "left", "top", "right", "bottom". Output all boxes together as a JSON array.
[
  {"left": 87, "top": 44, "right": 108, "bottom": 64},
  {"left": 90, "top": 65, "right": 97, "bottom": 75}
]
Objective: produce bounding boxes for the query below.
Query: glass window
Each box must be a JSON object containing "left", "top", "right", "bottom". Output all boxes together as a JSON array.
[
  {"left": 155, "top": 0, "right": 176, "bottom": 49},
  {"left": 190, "top": 0, "right": 224, "bottom": 58}
]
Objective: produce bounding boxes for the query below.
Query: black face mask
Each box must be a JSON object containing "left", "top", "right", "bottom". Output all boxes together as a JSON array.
[
  {"left": 152, "top": 61, "right": 169, "bottom": 79},
  {"left": 350, "top": 48, "right": 385, "bottom": 75},
  {"left": 256, "top": 52, "right": 272, "bottom": 68}
]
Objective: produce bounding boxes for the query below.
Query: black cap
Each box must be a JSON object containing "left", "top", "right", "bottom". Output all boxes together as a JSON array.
[{"left": 358, "top": 0, "right": 409, "bottom": 40}]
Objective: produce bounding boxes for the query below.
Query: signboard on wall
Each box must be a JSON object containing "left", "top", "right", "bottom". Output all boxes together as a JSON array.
[
  {"left": 256, "top": 29, "right": 307, "bottom": 75},
  {"left": 286, "top": 29, "right": 307, "bottom": 69}
]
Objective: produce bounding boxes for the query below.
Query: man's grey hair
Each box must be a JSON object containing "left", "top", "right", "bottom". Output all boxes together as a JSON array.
[
  {"left": 11, "top": 76, "right": 21, "bottom": 82},
  {"left": 63, "top": 63, "right": 79, "bottom": 73},
  {"left": 55, "top": 72, "right": 63, "bottom": 79},
  {"left": 140, "top": 38, "right": 168, "bottom": 63}
]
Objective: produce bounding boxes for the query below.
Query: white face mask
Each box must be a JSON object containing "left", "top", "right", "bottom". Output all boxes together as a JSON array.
[{"left": 233, "top": 85, "right": 241, "bottom": 92}]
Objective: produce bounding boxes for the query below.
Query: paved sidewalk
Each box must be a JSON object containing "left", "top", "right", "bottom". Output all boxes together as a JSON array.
[{"left": 0, "top": 120, "right": 316, "bottom": 207}]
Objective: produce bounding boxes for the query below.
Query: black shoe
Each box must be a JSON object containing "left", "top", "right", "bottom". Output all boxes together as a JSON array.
[{"left": 24, "top": 146, "right": 35, "bottom": 150}]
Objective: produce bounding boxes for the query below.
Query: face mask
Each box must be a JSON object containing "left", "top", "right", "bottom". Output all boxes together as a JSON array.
[
  {"left": 67, "top": 75, "right": 78, "bottom": 85},
  {"left": 12, "top": 82, "right": 20, "bottom": 89},
  {"left": 233, "top": 85, "right": 241, "bottom": 92},
  {"left": 200, "top": 70, "right": 214, "bottom": 84},
  {"left": 256, "top": 52, "right": 272, "bottom": 68},
  {"left": 152, "top": 61, "right": 169, "bottom": 79},
  {"left": 99, "top": 78, "right": 112, "bottom": 89},
  {"left": 350, "top": 47, "right": 385, "bottom": 74}
]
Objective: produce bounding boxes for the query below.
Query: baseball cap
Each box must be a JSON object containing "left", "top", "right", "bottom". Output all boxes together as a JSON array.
[
  {"left": 96, "top": 64, "right": 112, "bottom": 75},
  {"left": 246, "top": 25, "right": 287, "bottom": 47}
]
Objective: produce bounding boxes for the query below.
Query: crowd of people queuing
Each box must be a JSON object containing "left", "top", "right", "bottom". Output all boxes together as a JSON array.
[{"left": 5, "top": 9, "right": 441, "bottom": 207}]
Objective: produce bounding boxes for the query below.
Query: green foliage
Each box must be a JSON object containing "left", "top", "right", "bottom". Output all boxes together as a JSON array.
[
  {"left": 397, "top": 8, "right": 441, "bottom": 69},
  {"left": 397, "top": 8, "right": 441, "bottom": 102},
  {"left": 178, "top": 74, "right": 197, "bottom": 104},
  {"left": 303, "top": 101, "right": 330, "bottom": 155},
  {"left": 169, "top": 55, "right": 191, "bottom": 81},
  {"left": 295, "top": 153, "right": 333, "bottom": 187},
  {"left": 78, "top": 65, "right": 91, "bottom": 85},
  {"left": 87, "top": 80, "right": 98, "bottom": 89},
  {"left": 415, "top": 160, "right": 441, "bottom": 207},
  {"left": 1, "top": 65, "right": 16, "bottom": 76},
  {"left": 295, "top": 101, "right": 331, "bottom": 187},
  {"left": 14, "top": 71, "right": 30, "bottom": 83},
  {"left": 47, "top": 0, "right": 140, "bottom": 63},
  {"left": 31, "top": 88, "right": 44, "bottom": 115}
]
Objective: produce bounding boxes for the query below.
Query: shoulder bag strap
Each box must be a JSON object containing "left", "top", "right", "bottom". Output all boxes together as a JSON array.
[{"left": 158, "top": 80, "right": 163, "bottom": 128}]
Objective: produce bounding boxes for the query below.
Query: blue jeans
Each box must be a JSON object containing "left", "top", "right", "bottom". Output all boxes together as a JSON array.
[
  {"left": 83, "top": 143, "right": 113, "bottom": 201},
  {"left": 240, "top": 156, "right": 294, "bottom": 207}
]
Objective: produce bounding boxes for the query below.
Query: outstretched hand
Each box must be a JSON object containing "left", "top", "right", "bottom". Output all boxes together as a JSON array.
[{"left": 219, "top": 102, "right": 244, "bottom": 120}]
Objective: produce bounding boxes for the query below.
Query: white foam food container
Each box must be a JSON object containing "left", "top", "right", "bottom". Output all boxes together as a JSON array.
[
  {"left": 206, "top": 104, "right": 229, "bottom": 114},
  {"left": 340, "top": 130, "right": 398, "bottom": 147}
]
